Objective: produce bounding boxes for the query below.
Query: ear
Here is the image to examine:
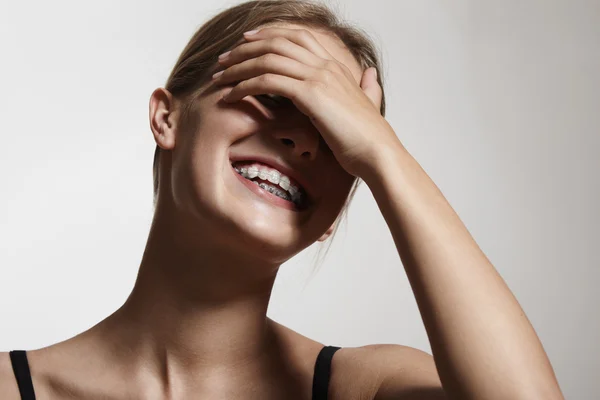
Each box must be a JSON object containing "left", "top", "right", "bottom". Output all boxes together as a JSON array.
[
  {"left": 317, "top": 222, "right": 336, "bottom": 242},
  {"left": 149, "top": 87, "right": 178, "bottom": 151}
]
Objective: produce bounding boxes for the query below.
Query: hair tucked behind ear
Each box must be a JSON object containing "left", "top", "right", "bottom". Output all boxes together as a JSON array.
[{"left": 153, "top": 0, "right": 386, "bottom": 278}]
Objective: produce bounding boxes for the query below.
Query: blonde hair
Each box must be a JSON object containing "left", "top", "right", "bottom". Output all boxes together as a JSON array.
[{"left": 154, "top": 0, "right": 386, "bottom": 275}]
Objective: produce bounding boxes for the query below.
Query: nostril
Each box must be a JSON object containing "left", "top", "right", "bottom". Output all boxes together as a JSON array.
[
  {"left": 301, "top": 151, "right": 310, "bottom": 158},
  {"left": 281, "top": 138, "right": 295, "bottom": 148}
]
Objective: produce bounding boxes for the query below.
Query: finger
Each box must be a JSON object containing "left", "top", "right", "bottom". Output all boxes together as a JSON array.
[
  {"left": 360, "top": 67, "right": 383, "bottom": 112},
  {"left": 214, "top": 53, "right": 317, "bottom": 85},
  {"left": 242, "top": 27, "right": 357, "bottom": 85},
  {"left": 219, "top": 37, "right": 324, "bottom": 69},
  {"left": 243, "top": 27, "right": 335, "bottom": 62},
  {"left": 222, "top": 73, "right": 303, "bottom": 104}
]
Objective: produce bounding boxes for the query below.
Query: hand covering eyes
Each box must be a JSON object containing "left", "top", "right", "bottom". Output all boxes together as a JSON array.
[{"left": 255, "top": 93, "right": 293, "bottom": 108}]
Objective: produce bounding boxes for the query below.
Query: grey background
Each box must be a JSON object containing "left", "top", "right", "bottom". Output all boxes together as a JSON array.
[{"left": 0, "top": 0, "right": 598, "bottom": 398}]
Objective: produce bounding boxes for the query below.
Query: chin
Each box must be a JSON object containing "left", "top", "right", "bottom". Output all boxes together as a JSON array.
[{"left": 224, "top": 211, "right": 316, "bottom": 265}]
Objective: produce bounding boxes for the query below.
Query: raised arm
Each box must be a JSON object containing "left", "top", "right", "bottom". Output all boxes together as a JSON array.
[
  {"left": 210, "top": 25, "right": 564, "bottom": 399},
  {"left": 362, "top": 142, "right": 564, "bottom": 400}
]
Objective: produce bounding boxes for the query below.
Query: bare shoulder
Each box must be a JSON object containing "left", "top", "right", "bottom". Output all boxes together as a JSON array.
[
  {"left": 269, "top": 319, "right": 446, "bottom": 399},
  {"left": 330, "top": 344, "right": 447, "bottom": 400},
  {"left": 0, "top": 351, "right": 20, "bottom": 399}
]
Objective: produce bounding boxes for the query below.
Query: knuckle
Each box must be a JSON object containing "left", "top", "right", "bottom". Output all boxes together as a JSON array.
[
  {"left": 318, "top": 68, "right": 335, "bottom": 84},
  {"left": 259, "top": 53, "right": 275, "bottom": 65},
  {"left": 271, "top": 37, "right": 288, "bottom": 50},
  {"left": 258, "top": 73, "right": 274, "bottom": 84},
  {"left": 323, "top": 59, "right": 337, "bottom": 70},
  {"left": 326, "top": 59, "right": 346, "bottom": 76},
  {"left": 308, "top": 79, "right": 326, "bottom": 93},
  {"left": 297, "top": 29, "right": 313, "bottom": 41}
]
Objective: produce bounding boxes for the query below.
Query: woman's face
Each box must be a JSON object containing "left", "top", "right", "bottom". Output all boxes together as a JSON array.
[{"left": 159, "top": 24, "right": 365, "bottom": 264}]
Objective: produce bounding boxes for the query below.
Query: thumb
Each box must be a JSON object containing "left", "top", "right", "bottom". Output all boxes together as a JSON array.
[{"left": 360, "top": 67, "right": 382, "bottom": 112}]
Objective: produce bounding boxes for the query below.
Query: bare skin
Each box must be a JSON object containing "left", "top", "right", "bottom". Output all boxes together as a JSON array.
[
  {"left": 0, "top": 20, "right": 564, "bottom": 400},
  {"left": 0, "top": 318, "right": 389, "bottom": 399},
  {"left": 0, "top": 23, "right": 426, "bottom": 400}
]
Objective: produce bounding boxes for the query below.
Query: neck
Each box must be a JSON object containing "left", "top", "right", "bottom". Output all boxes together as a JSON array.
[{"left": 92, "top": 203, "right": 287, "bottom": 392}]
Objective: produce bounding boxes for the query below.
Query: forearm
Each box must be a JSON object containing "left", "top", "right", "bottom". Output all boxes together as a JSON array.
[{"left": 362, "top": 141, "right": 563, "bottom": 400}]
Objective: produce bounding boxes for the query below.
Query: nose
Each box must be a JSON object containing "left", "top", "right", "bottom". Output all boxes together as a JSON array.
[{"left": 271, "top": 127, "right": 321, "bottom": 161}]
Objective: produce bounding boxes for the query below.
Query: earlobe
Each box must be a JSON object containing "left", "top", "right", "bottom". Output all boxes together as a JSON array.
[
  {"left": 317, "top": 222, "right": 336, "bottom": 242},
  {"left": 149, "top": 87, "right": 177, "bottom": 151}
]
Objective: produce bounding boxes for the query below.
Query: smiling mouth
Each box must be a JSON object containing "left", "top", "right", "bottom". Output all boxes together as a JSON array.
[{"left": 230, "top": 160, "right": 308, "bottom": 210}]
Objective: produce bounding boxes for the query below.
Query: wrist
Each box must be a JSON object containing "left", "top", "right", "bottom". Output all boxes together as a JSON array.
[{"left": 359, "top": 137, "right": 409, "bottom": 187}]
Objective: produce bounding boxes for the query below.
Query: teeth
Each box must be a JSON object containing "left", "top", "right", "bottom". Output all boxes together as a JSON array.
[
  {"left": 232, "top": 161, "right": 306, "bottom": 205},
  {"left": 247, "top": 166, "right": 259, "bottom": 179},
  {"left": 292, "top": 191, "right": 302, "bottom": 203},
  {"left": 267, "top": 170, "right": 280, "bottom": 184},
  {"left": 257, "top": 182, "right": 287, "bottom": 199},
  {"left": 279, "top": 176, "right": 290, "bottom": 191},
  {"left": 275, "top": 190, "right": 291, "bottom": 201},
  {"left": 252, "top": 177, "right": 300, "bottom": 204}
]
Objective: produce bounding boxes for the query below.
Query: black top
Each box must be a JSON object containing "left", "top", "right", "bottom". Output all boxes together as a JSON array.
[
  {"left": 9, "top": 345, "right": 341, "bottom": 400},
  {"left": 9, "top": 351, "right": 35, "bottom": 400},
  {"left": 311, "top": 345, "right": 341, "bottom": 400}
]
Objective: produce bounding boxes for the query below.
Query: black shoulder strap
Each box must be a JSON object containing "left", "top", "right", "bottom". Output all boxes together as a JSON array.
[
  {"left": 9, "top": 350, "right": 37, "bottom": 400},
  {"left": 312, "top": 345, "right": 341, "bottom": 400}
]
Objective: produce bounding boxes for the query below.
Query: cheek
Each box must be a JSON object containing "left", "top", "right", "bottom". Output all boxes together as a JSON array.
[
  {"left": 167, "top": 119, "right": 226, "bottom": 210},
  {"left": 311, "top": 173, "right": 355, "bottom": 231},
  {"left": 183, "top": 106, "right": 250, "bottom": 165},
  {"left": 321, "top": 158, "right": 356, "bottom": 197},
  {"left": 331, "top": 177, "right": 356, "bottom": 214}
]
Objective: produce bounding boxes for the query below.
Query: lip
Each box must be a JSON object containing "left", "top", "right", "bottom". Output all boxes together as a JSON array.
[
  {"left": 229, "top": 154, "right": 316, "bottom": 201},
  {"left": 231, "top": 165, "right": 307, "bottom": 212}
]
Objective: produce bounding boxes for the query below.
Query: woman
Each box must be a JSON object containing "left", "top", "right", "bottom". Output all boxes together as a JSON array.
[{"left": 1, "top": 1, "right": 564, "bottom": 399}]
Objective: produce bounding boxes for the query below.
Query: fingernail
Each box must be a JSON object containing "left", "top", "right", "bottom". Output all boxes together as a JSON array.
[
  {"left": 212, "top": 70, "right": 223, "bottom": 79},
  {"left": 218, "top": 50, "right": 231, "bottom": 60},
  {"left": 243, "top": 29, "right": 259, "bottom": 36}
]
